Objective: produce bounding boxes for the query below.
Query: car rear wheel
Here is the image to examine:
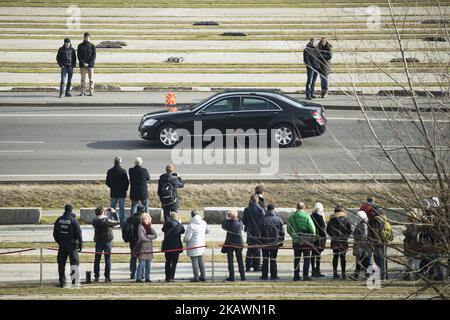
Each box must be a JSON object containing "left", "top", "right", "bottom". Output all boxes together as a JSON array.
[
  {"left": 157, "top": 124, "right": 179, "bottom": 147},
  {"left": 272, "top": 124, "right": 296, "bottom": 147}
]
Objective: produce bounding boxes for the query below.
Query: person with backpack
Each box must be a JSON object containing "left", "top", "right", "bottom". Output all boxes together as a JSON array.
[
  {"left": 242, "top": 194, "right": 265, "bottom": 272},
  {"left": 129, "top": 157, "right": 150, "bottom": 214},
  {"left": 221, "top": 209, "right": 246, "bottom": 282},
  {"left": 349, "top": 211, "right": 371, "bottom": 281},
  {"left": 92, "top": 206, "right": 120, "bottom": 283},
  {"left": 135, "top": 213, "right": 157, "bottom": 283},
  {"left": 310, "top": 202, "right": 326, "bottom": 277},
  {"left": 184, "top": 209, "right": 209, "bottom": 282},
  {"left": 106, "top": 156, "right": 129, "bottom": 226},
  {"left": 287, "top": 202, "right": 316, "bottom": 281},
  {"left": 124, "top": 204, "right": 145, "bottom": 280},
  {"left": 53, "top": 204, "right": 83, "bottom": 288},
  {"left": 162, "top": 211, "right": 185, "bottom": 282},
  {"left": 326, "top": 205, "right": 352, "bottom": 279},
  {"left": 259, "top": 204, "right": 285, "bottom": 280},
  {"left": 368, "top": 208, "right": 394, "bottom": 280},
  {"left": 158, "top": 164, "right": 184, "bottom": 222}
]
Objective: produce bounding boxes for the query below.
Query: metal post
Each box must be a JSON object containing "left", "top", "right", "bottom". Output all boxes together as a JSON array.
[
  {"left": 39, "top": 248, "right": 43, "bottom": 287},
  {"left": 211, "top": 244, "right": 215, "bottom": 283}
]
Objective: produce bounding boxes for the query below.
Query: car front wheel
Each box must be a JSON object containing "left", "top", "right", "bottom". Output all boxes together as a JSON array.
[{"left": 157, "top": 124, "right": 180, "bottom": 147}]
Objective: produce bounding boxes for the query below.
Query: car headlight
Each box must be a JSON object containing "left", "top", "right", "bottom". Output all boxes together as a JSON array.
[{"left": 142, "top": 118, "right": 158, "bottom": 127}]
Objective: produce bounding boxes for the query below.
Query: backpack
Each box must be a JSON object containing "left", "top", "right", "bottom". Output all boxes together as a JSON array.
[
  {"left": 121, "top": 222, "right": 133, "bottom": 243},
  {"left": 376, "top": 216, "right": 394, "bottom": 243},
  {"left": 160, "top": 182, "right": 175, "bottom": 205}
]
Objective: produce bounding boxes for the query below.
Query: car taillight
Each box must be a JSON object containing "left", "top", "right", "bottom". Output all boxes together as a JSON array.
[{"left": 312, "top": 111, "right": 325, "bottom": 125}]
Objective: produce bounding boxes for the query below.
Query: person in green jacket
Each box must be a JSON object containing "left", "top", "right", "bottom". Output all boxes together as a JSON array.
[{"left": 287, "top": 202, "right": 316, "bottom": 281}]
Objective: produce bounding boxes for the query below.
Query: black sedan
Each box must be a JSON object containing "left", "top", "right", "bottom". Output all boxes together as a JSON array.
[{"left": 139, "top": 89, "right": 326, "bottom": 148}]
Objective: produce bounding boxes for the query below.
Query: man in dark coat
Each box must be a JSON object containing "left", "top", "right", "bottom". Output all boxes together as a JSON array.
[
  {"left": 158, "top": 164, "right": 184, "bottom": 222},
  {"left": 92, "top": 206, "right": 120, "bottom": 282},
  {"left": 258, "top": 204, "right": 285, "bottom": 280},
  {"left": 106, "top": 156, "right": 129, "bottom": 226},
  {"left": 310, "top": 202, "right": 326, "bottom": 277},
  {"left": 77, "top": 32, "right": 96, "bottom": 96},
  {"left": 129, "top": 157, "right": 150, "bottom": 214},
  {"left": 53, "top": 204, "right": 83, "bottom": 288},
  {"left": 242, "top": 194, "right": 265, "bottom": 272},
  {"left": 162, "top": 211, "right": 185, "bottom": 282},
  {"left": 126, "top": 204, "right": 145, "bottom": 279},
  {"left": 222, "top": 210, "right": 246, "bottom": 281},
  {"left": 56, "top": 38, "right": 76, "bottom": 98},
  {"left": 317, "top": 37, "right": 333, "bottom": 98},
  {"left": 303, "top": 38, "right": 319, "bottom": 100},
  {"left": 326, "top": 205, "right": 352, "bottom": 279}
]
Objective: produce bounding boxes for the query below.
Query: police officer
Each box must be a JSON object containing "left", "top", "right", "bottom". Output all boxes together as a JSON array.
[{"left": 53, "top": 204, "right": 83, "bottom": 288}]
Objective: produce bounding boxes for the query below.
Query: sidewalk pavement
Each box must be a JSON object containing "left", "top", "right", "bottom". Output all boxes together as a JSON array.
[{"left": 0, "top": 91, "right": 442, "bottom": 110}]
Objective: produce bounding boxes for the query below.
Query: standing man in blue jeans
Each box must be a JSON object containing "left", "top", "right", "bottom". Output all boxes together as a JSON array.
[
  {"left": 106, "top": 156, "right": 129, "bottom": 226},
  {"left": 92, "top": 206, "right": 120, "bottom": 283},
  {"left": 129, "top": 157, "right": 150, "bottom": 214},
  {"left": 56, "top": 38, "right": 76, "bottom": 98},
  {"left": 303, "top": 38, "right": 319, "bottom": 100}
]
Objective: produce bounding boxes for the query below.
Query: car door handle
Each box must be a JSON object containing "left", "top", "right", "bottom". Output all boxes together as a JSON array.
[{"left": 227, "top": 113, "right": 235, "bottom": 117}]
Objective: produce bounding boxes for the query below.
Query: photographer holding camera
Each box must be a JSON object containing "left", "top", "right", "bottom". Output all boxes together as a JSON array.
[
  {"left": 158, "top": 164, "right": 184, "bottom": 222},
  {"left": 92, "top": 206, "right": 120, "bottom": 283}
]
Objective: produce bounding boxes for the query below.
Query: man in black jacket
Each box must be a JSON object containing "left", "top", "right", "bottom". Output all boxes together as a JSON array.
[
  {"left": 242, "top": 194, "right": 265, "bottom": 272},
  {"left": 303, "top": 38, "right": 319, "bottom": 100},
  {"left": 158, "top": 164, "right": 184, "bottom": 222},
  {"left": 92, "top": 206, "right": 120, "bottom": 283},
  {"left": 126, "top": 204, "right": 145, "bottom": 279},
  {"left": 129, "top": 157, "right": 150, "bottom": 214},
  {"left": 222, "top": 210, "right": 246, "bottom": 281},
  {"left": 56, "top": 38, "right": 76, "bottom": 98},
  {"left": 77, "top": 32, "right": 96, "bottom": 96},
  {"left": 106, "top": 156, "right": 129, "bottom": 226},
  {"left": 162, "top": 211, "right": 185, "bottom": 282},
  {"left": 53, "top": 204, "right": 83, "bottom": 288},
  {"left": 317, "top": 37, "right": 333, "bottom": 98},
  {"left": 259, "top": 204, "right": 285, "bottom": 280}
]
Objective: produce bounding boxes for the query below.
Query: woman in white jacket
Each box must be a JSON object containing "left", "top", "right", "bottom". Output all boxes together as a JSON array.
[{"left": 183, "top": 209, "right": 209, "bottom": 282}]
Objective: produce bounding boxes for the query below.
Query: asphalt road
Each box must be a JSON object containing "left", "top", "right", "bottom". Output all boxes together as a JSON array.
[{"left": 0, "top": 105, "right": 447, "bottom": 181}]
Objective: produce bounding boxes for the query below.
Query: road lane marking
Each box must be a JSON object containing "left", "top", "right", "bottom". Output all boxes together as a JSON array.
[{"left": 0, "top": 141, "right": 44, "bottom": 144}]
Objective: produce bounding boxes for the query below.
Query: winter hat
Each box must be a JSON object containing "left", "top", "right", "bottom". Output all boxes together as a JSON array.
[
  {"left": 64, "top": 38, "right": 71, "bottom": 44},
  {"left": 356, "top": 210, "right": 368, "bottom": 223},
  {"left": 313, "top": 202, "right": 324, "bottom": 216},
  {"left": 136, "top": 204, "right": 145, "bottom": 214}
]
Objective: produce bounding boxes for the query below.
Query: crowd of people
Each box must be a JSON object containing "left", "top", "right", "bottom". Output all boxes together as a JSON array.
[{"left": 52, "top": 160, "right": 447, "bottom": 287}]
